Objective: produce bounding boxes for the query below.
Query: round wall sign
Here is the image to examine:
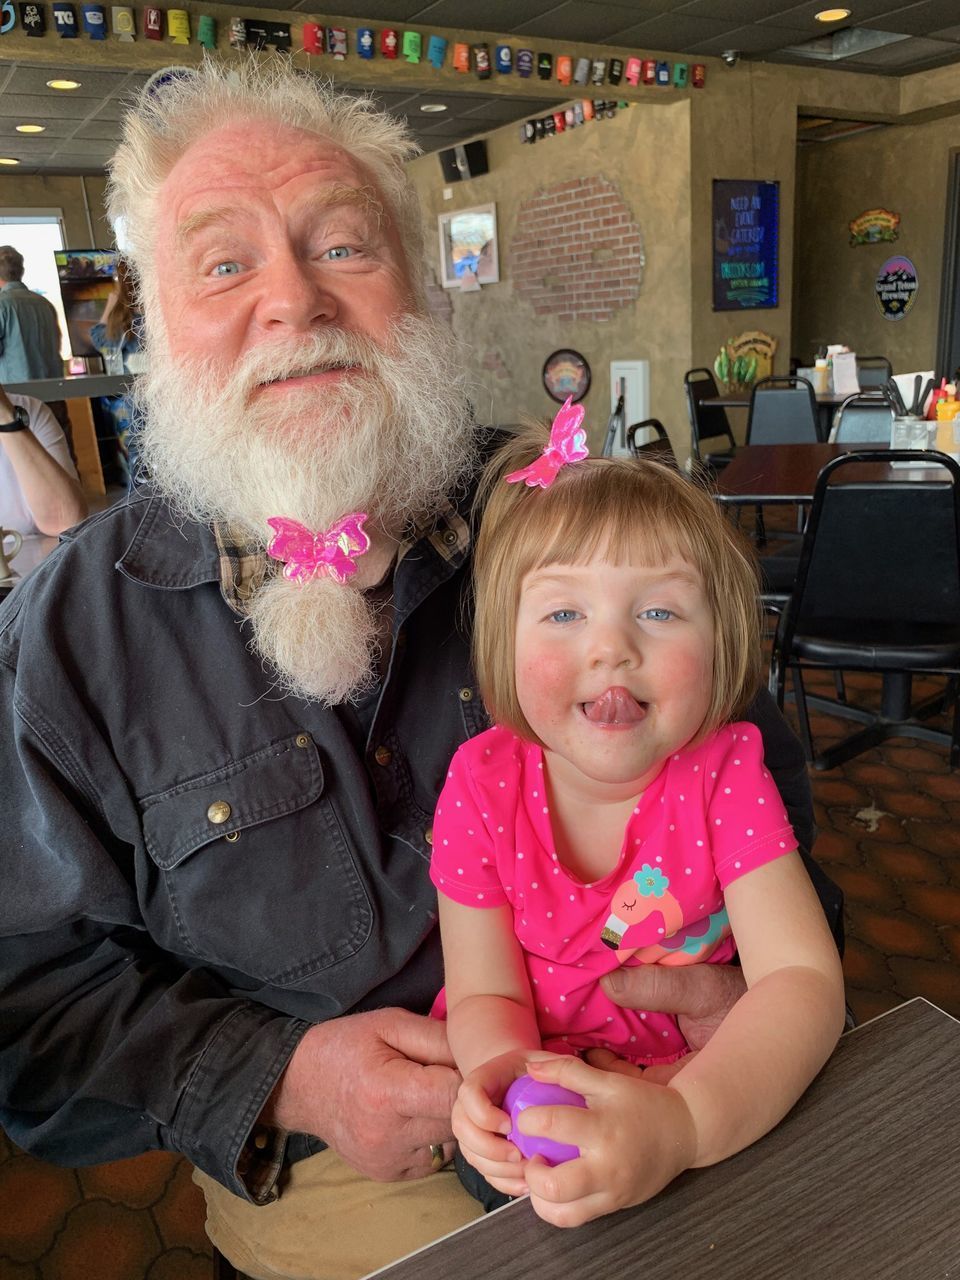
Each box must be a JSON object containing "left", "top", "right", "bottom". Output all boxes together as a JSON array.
[
  {"left": 542, "top": 349, "right": 591, "bottom": 403},
  {"left": 875, "top": 256, "right": 918, "bottom": 321}
]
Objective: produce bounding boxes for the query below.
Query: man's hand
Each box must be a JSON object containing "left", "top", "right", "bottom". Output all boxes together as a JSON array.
[
  {"left": 261, "top": 1008, "right": 460, "bottom": 1182},
  {"left": 599, "top": 963, "right": 747, "bottom": 1051}
]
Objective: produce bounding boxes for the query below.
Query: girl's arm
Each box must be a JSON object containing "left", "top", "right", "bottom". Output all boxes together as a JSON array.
[
  {"left": 666, "top": 848, "right": 846, "bottom": 1165},
  {"left": 439, "top": 894, "right": 544, "bottom": 1194},
  {"left": 439, "top": 894, "right": 540, "bottom": 1076},
  {"left": 517, "top": 849, "right": 845, "bottom": 1225}
]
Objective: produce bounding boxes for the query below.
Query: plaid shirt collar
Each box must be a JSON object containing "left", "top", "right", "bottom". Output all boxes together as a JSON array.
[{"left": 212, "top": 499, "right": 471, "bottom": 615}]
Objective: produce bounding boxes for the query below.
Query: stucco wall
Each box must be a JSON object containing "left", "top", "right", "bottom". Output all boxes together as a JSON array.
[
  {"left": 793, "top": 117, "right": 960, "bottom": 374},
  {"left": 0, "top": 174, "right": 111, "bottom": 249},
  {"left": 408, "top": 99, "right": 693, "bottom": 457}
]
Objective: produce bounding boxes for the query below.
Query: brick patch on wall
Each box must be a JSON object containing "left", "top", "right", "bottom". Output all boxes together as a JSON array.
[
  {"left": 511, "top": 176, "right": 645, "bottom": 321},
  {"left": 424, "top": 279, "right": 453, "bottom": 323},
  {"left": 480, "top": 349, "right": 509, "bottom": 378}
]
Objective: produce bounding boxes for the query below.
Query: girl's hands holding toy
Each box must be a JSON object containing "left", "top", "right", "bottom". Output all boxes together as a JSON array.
[
  {"left": 516, "top": 1053, "right": 697, "bottom": 1228},
  {"left": 453, "top": 1049, "right": 536, "bottom": 1196}
]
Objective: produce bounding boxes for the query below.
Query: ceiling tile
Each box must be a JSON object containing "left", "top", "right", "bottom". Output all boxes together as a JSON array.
[
  {"left": 858, "top": 0, "right": 960, "bottom": 35},
  {"left": 412, "top": 0, "right": 561, "bottom": 29},
  {"left": 602, "top": 14, "right": 740, "bottom": 45},
  {"left": 509, "top": 1, "right": 663, "bottom": 41}
]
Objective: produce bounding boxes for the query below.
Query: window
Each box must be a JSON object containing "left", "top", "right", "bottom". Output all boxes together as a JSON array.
[{"left": 0, "top": 211, "right": 69, "bottom": 359}]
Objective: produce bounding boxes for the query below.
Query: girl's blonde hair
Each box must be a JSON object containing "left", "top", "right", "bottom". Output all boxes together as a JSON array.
[{"left": 473, "top": 421, "right": 763, "bottom": 744}]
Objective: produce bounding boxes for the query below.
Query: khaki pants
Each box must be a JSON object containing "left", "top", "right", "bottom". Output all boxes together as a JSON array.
[{"left": 195, "top": 1149, "right": 484, "bottom": 1280}]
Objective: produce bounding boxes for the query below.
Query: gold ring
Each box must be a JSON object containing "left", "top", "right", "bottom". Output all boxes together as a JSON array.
[{"left": 429, "top": 1143, "right": 445, "bottom": 1172}]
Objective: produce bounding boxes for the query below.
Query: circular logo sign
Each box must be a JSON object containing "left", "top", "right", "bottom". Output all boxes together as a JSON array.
[{"left": 875, "top": 256, "right": 918, "bottom": 321}]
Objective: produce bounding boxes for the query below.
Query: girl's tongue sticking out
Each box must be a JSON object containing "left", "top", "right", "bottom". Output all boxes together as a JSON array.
[{"left": 582, "top": 687, "right": 647, "bottom": 725}]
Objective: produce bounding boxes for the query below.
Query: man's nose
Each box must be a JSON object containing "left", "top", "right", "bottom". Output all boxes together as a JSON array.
[{"left": 256, "top": 250, "right": 337, "bottom": 330}]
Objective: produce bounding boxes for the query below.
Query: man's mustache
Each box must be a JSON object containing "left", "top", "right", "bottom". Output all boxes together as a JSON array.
[{"left": 196, "top": 329, "right": 391, "bottom": 401}]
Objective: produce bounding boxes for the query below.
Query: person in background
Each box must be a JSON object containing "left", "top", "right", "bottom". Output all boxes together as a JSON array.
[
  {"left": 90, "top": 259, "right": 145, "bottom": 483},
  {"left": 0, "top": 244, "right": 76, "bottom": 461},
  {"left": 0, "top": 245, "right": 63, "bottom": 383},
  {"left": 0, "top": 61, "right": 839, "bottom": 1280},
  {"left": 433, "top": 414, "right": 845, "bottom": 1223},
  {"left": 0, "top": 383, "right": 87, "bottom": 535}
]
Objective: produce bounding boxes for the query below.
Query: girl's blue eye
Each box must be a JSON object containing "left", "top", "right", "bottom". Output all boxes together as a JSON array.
[
  {"left": 213, "top": 261, "right": 241, "bottom": 277},
  {"left": 641, "top": 608, "right": 673, "bottom": 622},
  {"left": 549, "top": 609, "right": 579, "bottom": 623}
]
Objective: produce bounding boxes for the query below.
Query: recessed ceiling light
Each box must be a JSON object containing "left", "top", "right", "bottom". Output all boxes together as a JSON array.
[
  {"left": 815, "top": 8, "right": 851, "bottom": 20},
  {"left": 0, "top": 157, "right": 20, "bottom": 165},
  {"left": 46, "top": 78, "right": 81, "bottom": 90},
  {"left": 420, "top": 103, "right": 448, "bottom": 113},
  {"left": 16, "top": 124, "right": 45, "bottom": 133}
]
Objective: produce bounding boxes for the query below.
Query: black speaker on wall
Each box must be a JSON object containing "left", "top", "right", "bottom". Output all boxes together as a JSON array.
[{"left": 438, "top": 140, "right": 489, "bottom": 183}]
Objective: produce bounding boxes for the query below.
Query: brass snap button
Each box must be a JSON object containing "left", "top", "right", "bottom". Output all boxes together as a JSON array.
[
  {"left": 442, "top": 529, "right": 457, "bottom": 546},
  {"left": 207, "top": 800, "right": 231, "bottom": 824},
  {"left": 459, "top": 687, "right": 473, "bottom": 702},
  {"left": 374, "top": 745, "right": 392, "bottom": 767},
  {"left": 424, "top": 827, "right": 433, "bottom": 845},
  {"left": 224, "top": 830, "right": 240, "bottom": 844},
  {"left": 295, "top": 733, "right": 311, "bottom": 748}
]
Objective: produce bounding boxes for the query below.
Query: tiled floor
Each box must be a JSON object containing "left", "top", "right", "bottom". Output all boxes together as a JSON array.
[{"left": 2, "top": 642, "right": 958, "bottom": 1278}]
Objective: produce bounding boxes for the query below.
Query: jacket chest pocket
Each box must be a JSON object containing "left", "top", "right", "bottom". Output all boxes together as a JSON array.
[{"left": 140, "top": 734, "right": 372, "bottom": 986}]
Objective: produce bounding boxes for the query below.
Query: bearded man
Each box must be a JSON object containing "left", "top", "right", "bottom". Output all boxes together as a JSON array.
[{"left": 0, "top": 62, "right": 840, "bottom": 1280}]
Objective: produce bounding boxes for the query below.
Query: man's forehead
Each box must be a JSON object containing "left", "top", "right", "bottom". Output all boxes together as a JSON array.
[{"left": 161, "top": 119, "right": 372, "bottom": 205}]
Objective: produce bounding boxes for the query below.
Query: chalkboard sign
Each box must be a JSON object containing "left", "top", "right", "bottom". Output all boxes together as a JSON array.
[{"left": 712, "top": 179, "right": 779, "bottom": 311}]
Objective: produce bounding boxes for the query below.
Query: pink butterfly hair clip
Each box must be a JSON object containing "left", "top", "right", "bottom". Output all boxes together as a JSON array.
[
  {"left": 504, "top": 396, "right": 589, "bottom": 489},
  {"left": 266, "top": 512, "right": 370, "bottom": 586}
]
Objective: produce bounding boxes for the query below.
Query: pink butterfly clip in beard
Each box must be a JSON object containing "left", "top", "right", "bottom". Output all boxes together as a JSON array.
[
  {"left": 266, "top": 512, "right": 371, "bottom": 585},
  {"left": 504, "top": 396, "right": 589, "bottom": 489}
]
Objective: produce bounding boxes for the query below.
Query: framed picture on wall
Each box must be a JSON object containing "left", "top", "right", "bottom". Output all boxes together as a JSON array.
[
  {"left": 438, "top": 203, "right": 499, "bottom": 288},
  {"left": 712, "top": 179, "right": 779, "bottom": 311}
]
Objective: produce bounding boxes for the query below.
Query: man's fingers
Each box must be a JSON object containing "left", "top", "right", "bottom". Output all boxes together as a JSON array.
[
  {"left": 600, "top": 961, "right": 746, "bottom": 1020},
  {"left": 379, "top": 1008, "right": 457, "bottom": 1068}
]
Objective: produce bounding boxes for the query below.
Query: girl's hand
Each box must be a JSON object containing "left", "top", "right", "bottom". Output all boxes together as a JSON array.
[
  {"left": 454, "top": 1049, "right": 558, "bottom": 1197},
  {"left": 516, "top": 1053, "right": 697, "bottom": 1227}
]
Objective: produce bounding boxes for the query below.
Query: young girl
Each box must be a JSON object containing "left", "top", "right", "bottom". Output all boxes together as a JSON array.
[{"left": 430, "top": 401, "right": 845, "bottom": 1228}]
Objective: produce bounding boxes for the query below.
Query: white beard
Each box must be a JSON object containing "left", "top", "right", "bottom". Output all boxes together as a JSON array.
[{"left": 135, "top": 314, "right": 476, "bottom": 703}]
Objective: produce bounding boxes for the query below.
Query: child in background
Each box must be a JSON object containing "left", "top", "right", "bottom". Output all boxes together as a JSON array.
[{"left": 430, "top": 401, "right": 845, "bottom": 1227}]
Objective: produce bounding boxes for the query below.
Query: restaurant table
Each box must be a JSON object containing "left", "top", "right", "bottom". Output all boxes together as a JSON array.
[
  {"left": 369, "top": 998, "right": 960, "bottom": 1280},
  {"left": 710, "top": 441, "right": 941, "bottom": 506},
  {"left": 5, "top": 372, "right": 136, "bottom": 498},
  {"left": 703, "top": 392, "right": 847, "bottom": 443}
]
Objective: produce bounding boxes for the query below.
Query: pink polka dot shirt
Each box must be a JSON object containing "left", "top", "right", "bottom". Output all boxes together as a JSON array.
[{"left": 431, "top": 722, "right": 796, "bottom": 1065}]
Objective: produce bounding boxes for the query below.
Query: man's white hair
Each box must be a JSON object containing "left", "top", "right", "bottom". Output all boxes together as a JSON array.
[{"left": 107, "top": 58, "right": 426, "bottom": 317}]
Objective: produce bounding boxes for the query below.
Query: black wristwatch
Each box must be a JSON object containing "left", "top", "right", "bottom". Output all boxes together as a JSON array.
[{"left": 0, "top": 405, "right": 29, "bottom": 433}]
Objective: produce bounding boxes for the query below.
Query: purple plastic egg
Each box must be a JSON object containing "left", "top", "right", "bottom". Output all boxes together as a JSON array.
[{"left": 503, "top": 1073, "right": 586, "bottom": 1166}]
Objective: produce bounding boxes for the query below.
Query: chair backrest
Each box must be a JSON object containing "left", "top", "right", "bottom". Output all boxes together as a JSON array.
[
  {"left": 626, "top": 418, "right": 676, "bottom": 462},
  {"left": 683, "top": 367, "right": 736, "bottom": 457},
  {"left": 746, "top": 375, "right": 819, "bottom": 445},
  {"left": 782, "top": 451, "right": 960, "bottom": 642},
  {"left": 855, "top": 355, "right": 893, "bottom": 389},
  {"left": 830, "top": 392, "right": 896, "bottom": 443}
]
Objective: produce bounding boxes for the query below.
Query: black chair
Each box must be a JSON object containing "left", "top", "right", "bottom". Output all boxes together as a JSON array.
[
  {"left": 746, "top": 375, "right": 819, "bottom": 445},
  {"left": 684, "top": 367, "right": 736, "bottom": 471},
  {"left": 769, "top": 450, "right": 960, "bottom": 770},
  {"left": 829, "top": 391, "right": 897, "bottom": 443},
  {"left": 626, "top": 417, "right": 676, "bottom": 463},
  {"left": 856, "top": 355, "right": 893, "bottom": 389}
]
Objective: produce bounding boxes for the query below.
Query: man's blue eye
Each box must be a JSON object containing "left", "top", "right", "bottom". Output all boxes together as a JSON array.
[
  {"left": 214, "top": 261, "right": 241, "bottom": 277},
  {"left": 641, "top": 608, "right": 673, "bottom": 622},
  {"left": 325, "top": 246, "right": 353, "bottom": 260}
]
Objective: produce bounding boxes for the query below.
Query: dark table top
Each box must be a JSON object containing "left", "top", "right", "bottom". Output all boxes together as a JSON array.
[
  {"left": 702, "top": 392, "right": 848, "bottom": 409},
  {"left": 712, "top": 442, "right": 945, "bottom": 505},
  {"left": 369, "top": 999, "right": 960, "bottom": 1280}
]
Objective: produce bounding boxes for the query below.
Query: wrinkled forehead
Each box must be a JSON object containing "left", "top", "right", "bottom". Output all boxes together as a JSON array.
[{"left": 157, "top": 119, "right": 379, "bottom": 233}]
